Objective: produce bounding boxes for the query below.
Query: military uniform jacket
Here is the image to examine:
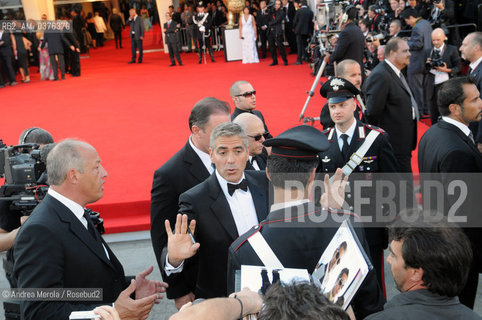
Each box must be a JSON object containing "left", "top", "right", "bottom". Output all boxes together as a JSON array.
[
  {"left": 193, "top": 13, "right": 213, "bottom": 37},
  {"left": 227, "top": 202, "right": 385, "bottom": 319},
  {"left": 318, "top": 120, "right": 398, "bottom": 177}
]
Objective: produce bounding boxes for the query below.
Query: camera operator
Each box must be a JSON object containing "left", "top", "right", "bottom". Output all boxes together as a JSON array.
[
  {"left": 364, "top": 35, "right": 381, "bottom": 73},
  {"left": 424, "top": 27, "right": 461, "bottom": 124},
  {"left": 0, "top": 127, "right": 54, "bottom": 320}
]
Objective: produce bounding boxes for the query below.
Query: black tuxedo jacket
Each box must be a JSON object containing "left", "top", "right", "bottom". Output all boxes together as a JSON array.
[
  {"left": 245, "top": 152, "right": 267, "bottom": 171},
  {"left": 256, "top": 9, "right": 270, "bottom": 28},
  {"left": 150, "top": 140, "right": 210, "bottom": 298},
  {"left": 231, "top": 108, "right": 273, "bottom": 139},
  {"left": 228, "top": 202, "right": 385, "bottom": 319},
  {"left": 364, "top": 61, "right": 417, "bottom": 156},
  {"left": 164, "top": 20, "right": 179, "bottom": 44},
  {"left": 293, "top": 6, "right": 313, "bottom": 35},
  {"left": 13, "top": 194, "right": 128, "bottom": 320},
  {"left": 470, "top": 62, "right": 482, "bottom": 143},
  {"left": 283, "top": 2, "right": 296, "bottom": 25},
  {"left": 418, "top": 119, "right": 482, "bottom": 267},
  {"left": 175, "top": 171, "right": 269, "bottom": 298},
  {"left": 268, "top": 9, "right": 285, "bottom": 36},
  {"left": 424, "top": 44, "right": 461, "bottom": 77},
  {"left": 110, "top": 14, "right": 124, "bottom": 32},
  {"left": 329, "top": 22, "right": 365, "bottom": 69}
]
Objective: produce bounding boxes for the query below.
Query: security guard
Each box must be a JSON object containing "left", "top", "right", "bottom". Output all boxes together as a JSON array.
[
  {"left": 227, "top": 125, "right": 385, "bottom": 320},
  {"left": 193, "top": 1, "right": 215, "bottom": 64},
  {"left": 317, "top": 77, "right": 398, "bottom": 295}
]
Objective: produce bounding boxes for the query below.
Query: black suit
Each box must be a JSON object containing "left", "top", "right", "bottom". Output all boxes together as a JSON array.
[
  {"left": 164, "top": 20, "right": 182, "bottom": 65},
  {"left": 418, "top": 119, "right": 482, "bottom": 309},
  {"left": 268, "top": 8, "right": 288, "bottom": 65},
  {"left": 424, "top": 44, "right": 461, "bottom": 124},
  {"left": 13, "top": 194, "right": 128, "bottom": 319},
  {"left": 62, "top": 31, "right": 81, "bottom": 77},
  {"left": 282, "top": 2, "right": 296, "bottom": 53},
  {"left": 231, "top": 108, "right": 273, "bottom": 139},
  {"left": 110, "top": 14, "right": 124, "bottom": 48},
  {"left": 0, "top": 31, "right": 16, "bottom": 83},
  {"left": 126, "top": 16, "right": 144, "bottom": 63},
  {"left": 150, "top": 140, "right": 211, "bottom": 299},
  {"left": 228, "top": 202, "right": 385, "bottom": 319},
  {"left": 329, "top": 22, "right": 365, "bottom": 73},
  {"left": 41, "top": 31, "right": 69, "bottom": 80},
  {"left": 293, "top": 5, "right": 313, "bottom": 63},
  {"left": 317, "top": 120, "right": 399, "bottom": 289},
  {"left": 256, "top": 9, "right": 270, "bottom": 58},
  {"left": 170, "top": 171, "right": 269, "bottom": 298},
  {"left": 469, "top": 61, "right": 482, "bottom": 145},
  {"left": 245, "top": 152, "right": 267, "bottom": 171},
  {"left": 364, "top": 61, "right": 417, "bottom": 172}
]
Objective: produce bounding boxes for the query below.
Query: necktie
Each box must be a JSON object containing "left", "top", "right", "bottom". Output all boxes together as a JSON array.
[
  {"left": 227, "top": 179, "right": 248, "bottom": 196},
  {"left": 340, "top": 134, "right": 350, "bottom": 161},
  {"left": 468, "top": 67, "right": 473, "bottom": 75},
  {"left": 468, "top": 132, "right": 476, "bottom": 145},
  {"left": 399, "top": 73, "right": 420, "bottom": 121},
  {"left": 83, "top": 210, "right": 99, "bottom": 241}
]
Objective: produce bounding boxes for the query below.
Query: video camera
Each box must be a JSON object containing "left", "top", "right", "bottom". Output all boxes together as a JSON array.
[{"left": 0, "top": 140, "right": 49, "bottom": 215}]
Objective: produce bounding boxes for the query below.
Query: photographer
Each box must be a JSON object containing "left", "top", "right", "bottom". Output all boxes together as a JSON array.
[
  {"left": 0, "top": 128, "right": 54, "bottom": 320},
  {"left": 424, "top": 28, "right": 461, "bottom": 124}
]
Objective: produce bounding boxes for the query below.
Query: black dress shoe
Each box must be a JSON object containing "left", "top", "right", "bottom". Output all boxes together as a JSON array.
[
  {"left": 179, "top": 62, "right": 183, "bottom": 66},
  {"left": 283, "top": 61, "right": 288, "bottom": 66},
  {"left": 269, "top": 62, "right": 278, "bottom": 66},
  {"left": 128, "top": 61, "right": 135, "bottom": 64},
  {"left": 169, "top": 63, "right": 176, "bottom": 66},
  {"left": 137, "top": 61, "right": 142, "bottom": 64},
  {"left": 294, "top": 61, "right": 302, "bottom": 65}
]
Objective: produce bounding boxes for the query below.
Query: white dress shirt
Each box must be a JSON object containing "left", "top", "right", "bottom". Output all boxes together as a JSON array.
[
  {"left": 441, "top": 116, "right": 473, "bottom": 138},
  {"left": 48, "top": 188, "right": 110, "bottom": 259},
  {"left": 249, "top": 156, "right": 261, "bottom": 170},
  {"left": 335, "top": 118, "right": 357, "bottom": 152},
  {"left": 215, "top": 170, "right": 259, "bottom": 236},
  {"left": 189, "top": 136, "right": 215, "bottom": 174},
  {"left": 429, "top": 44, "right": 450, "bottom": 85}
]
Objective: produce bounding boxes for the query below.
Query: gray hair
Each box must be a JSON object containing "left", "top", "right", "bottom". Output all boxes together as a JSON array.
[
  {"left": 229, "top": 80, "right": 251, "bottom": 97},
  {"left": 209, "top": 122, "right": 248, "bottom": 150},
  {"left": 336, "top": 59, "right": 360, "bottom": 78},
  {"left": 47, "top": 139, "right": 90, "bottom": 185}
]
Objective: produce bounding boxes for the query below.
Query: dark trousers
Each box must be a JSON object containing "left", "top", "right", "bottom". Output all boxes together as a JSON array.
[
  {"left": 130, "top": 38, "right": 143, "bottom": 62},
  {"left": 284, "top": 22, "right": 296, "bottom": 53},
  {"left": 167, "top": 41, "right": 182, "bottom": 65},
  {"left": 187, "top": 27, "right": 198, "bottom": 52},
  {"left": 295, "top": 34, "right": 309, "bottom": 62},
  {"left": 0, "top": 53, "right": 16, "bottom": 82},
  {"left": 407, "top": 72, "right": 426, "bottom": 115},
  {"left": 17, "top": 52, "right": 29, "bottom": 76},
  {"left": 96, "top": 32, "right": 104, "bottom": 47},
  {"left": 426, "top": 78, "right": 442, "bottom": 125},
  {"left": 258, "top": 29, "right": 268, "bottom": 58},
  {"left": 114, "top": 30, "right": 122, "bottom": 48},
  {"left": 268, "top": 32, "right": 287, "bottom": 64},
  {"left": 49, "top": 54, "right": 65, "bottom": 80},
  {"left": 69, "top": 50, "right": 81, "bottom": 76},
  {"left": 197, "top": 35, "right": 214, "bottom": 60}
]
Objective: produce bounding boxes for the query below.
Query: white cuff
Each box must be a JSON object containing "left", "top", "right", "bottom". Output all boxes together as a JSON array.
[{"left": 165, "top": 254, "right": 184, "bottom": 276}]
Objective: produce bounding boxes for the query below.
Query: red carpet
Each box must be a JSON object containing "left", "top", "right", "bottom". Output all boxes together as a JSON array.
[{"left": 1, "top": 27, "right": 429, "bottom": 233}]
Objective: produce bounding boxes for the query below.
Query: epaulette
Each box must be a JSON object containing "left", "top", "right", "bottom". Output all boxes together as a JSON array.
[{"left": 364, "top": 123, "right": 386, "bottom": 136}]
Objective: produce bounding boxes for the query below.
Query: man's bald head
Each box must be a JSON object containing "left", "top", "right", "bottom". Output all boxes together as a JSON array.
[
  {"left": 233, "top": 113, "right": 266, "bottom": 156},
  {"left": 431, "top": 28, "right": 446, "bottom": 49},
  {"left": 336, "top": 59, "right": 362, "bottom": 90}
]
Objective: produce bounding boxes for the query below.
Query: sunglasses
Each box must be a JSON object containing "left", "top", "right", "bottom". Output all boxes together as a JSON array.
[
  {"left": 248, "top": 132, "right": 270, "bottom": 141},
  {"left": 236, "top": 90, "right": 257, "bottom": 97}
]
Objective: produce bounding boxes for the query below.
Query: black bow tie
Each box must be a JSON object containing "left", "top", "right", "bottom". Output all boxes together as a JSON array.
[{"left": 227, "top": 179, "right": 248, "bottom": 196}]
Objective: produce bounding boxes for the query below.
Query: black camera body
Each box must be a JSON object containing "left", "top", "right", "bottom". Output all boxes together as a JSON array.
[
  {"left": 0, "top": 140, "right": 48, "bottom": 215},
  {"left": 427, "top": 50, "right": 444, "bottom": 68}
]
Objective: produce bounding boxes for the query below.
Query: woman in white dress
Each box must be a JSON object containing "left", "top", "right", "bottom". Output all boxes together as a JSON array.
[{"left": 239, "top": 6, "right": 259, "bottom": 64}]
